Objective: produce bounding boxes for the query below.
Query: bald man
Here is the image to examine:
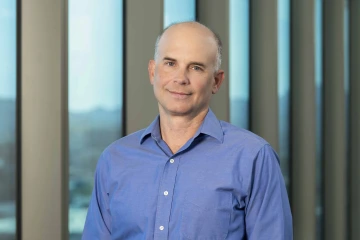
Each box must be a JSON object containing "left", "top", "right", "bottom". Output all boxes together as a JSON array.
[{"left": 82, "top": 22, "right": 293, "bottom": 240}]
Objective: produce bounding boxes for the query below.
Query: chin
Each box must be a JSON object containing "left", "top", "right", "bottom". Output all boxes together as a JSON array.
[
  {"left": 161, "top": 104, "right": 193, "bottom": 116},
  {"left": 167, "top": 108, "right": 192, "bottom": 116}
]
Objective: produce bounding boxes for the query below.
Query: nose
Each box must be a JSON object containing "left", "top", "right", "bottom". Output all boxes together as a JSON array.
[{"left": 173, "top": 67, "right": 190, "bottom": 85}]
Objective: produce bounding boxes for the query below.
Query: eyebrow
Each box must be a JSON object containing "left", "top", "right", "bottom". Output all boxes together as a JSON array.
[
  {"left": 162, "top": 57, "right": 207, "bottom": 68},
  {"left": 163, "top": 57, "right": 176, "bottom": 62}
]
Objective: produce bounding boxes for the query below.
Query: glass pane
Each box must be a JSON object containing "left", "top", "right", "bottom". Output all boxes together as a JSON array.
[
  {"left": 278, "top": 0, "right": 290, "bottom": 190},
  {"left": 0, "top": 0, "right": 17, "bottom": 239},
  {"left": 229, "top": 0, "right": 250, "bottom": 129},
  {"left": 68, "top": 1, "right": 123, "bottom": 239},
  {"left": 164, "top": 0, "right": 195, "bottom": 28},
  {"left": 315, "top": 0, "right": 323, "bottom": 239}
]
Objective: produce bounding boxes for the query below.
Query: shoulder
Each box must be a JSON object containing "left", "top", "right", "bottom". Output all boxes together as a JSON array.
[
  {"left": 105, "top": 128, "right": 146, "bottom": 152},
  {"left": 95, "top": 128, "right": 146, "bottom": 167},
  {"left": 219, "top": 120, "right": 271, "bottom": 156}
]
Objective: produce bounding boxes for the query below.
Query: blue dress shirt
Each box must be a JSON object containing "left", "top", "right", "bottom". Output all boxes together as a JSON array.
[{"left": 82, "top": 109, "right": 293, "bottom": 240}]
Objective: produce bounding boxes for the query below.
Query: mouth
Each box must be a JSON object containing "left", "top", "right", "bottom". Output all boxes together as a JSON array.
[{"left": 168, "top": 90, "right": 192, "bottom": 99}]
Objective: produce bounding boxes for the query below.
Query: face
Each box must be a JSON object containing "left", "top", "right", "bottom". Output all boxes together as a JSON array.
[{"left": 148, "top": 24, "right": 224, "bottom": 118}]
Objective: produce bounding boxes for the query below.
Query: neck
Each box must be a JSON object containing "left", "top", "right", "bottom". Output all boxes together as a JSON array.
[{"left": 159, "top": 108, "right": 208, "bottom": 153}]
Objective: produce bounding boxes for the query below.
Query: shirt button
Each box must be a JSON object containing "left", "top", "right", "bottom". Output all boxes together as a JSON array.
[
  {"left": 170, "top": 159, "right": 175, "bottom": 163},
  {"left": 164, "top": 191, "right": 168, "bottom": 196},
  {"left": 159, "top": 225, "right": 164, "bottom": 231}
]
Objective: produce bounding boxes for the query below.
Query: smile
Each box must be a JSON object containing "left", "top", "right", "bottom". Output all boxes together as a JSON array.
[{"left": 168, "top": 90, "right": 191, "bottom": 99}]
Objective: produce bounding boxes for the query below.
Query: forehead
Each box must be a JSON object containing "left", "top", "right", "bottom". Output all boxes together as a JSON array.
[{"left": 157, "top": 24, "right": 218, "bottom": 62}]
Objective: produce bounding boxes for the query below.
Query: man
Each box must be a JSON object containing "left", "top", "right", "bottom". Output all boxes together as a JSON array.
[{"left": 82, "top": 21, "right": 292, "bottom": 239}]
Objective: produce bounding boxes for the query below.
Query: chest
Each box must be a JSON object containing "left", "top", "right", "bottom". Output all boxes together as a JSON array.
[{"left": 107, "top": 149, "right": 248, "bottom": 239}]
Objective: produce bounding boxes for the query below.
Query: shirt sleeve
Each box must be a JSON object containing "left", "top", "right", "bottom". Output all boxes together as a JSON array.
[
  {"left": 82, "top": 151, "right": 112, "bottom": 240},
  {"left": 245, "top": 144, "right": 293, "bottom": 240}
]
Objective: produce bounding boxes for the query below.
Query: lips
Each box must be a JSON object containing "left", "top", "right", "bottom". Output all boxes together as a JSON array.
[
  {"left": 168, "top": 90, "right": 191, "bottom": 95},
  {"left": 167, "top": 90, "right": 192, "bottom": 99}
]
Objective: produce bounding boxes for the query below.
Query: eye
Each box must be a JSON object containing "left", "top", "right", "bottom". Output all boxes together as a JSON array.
[
  {"left": 192, "top": 65, "right": 203, "bottom": 71},
  {"left": 165, "top": 61, "right": 175, "bottom": 67}
]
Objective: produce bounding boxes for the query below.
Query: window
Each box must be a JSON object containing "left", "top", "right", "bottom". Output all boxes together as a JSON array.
[
  {"left": 315, "top": 0, "right": 323, "bottom": 239},
  {"left": 68, "top": 1, "right": 123, "bottom": 238},
  {"left": 229, "top": 0, "right": 250, "bottom": 129},
  {"left": 278, "top": 0, "right": 291, "bottom": 190},
  {"left": 0, "top": 0, "right": 17, "bottom": 239},
  {"left": 163, "top": 0, "right": 195, "bottom": 28}
]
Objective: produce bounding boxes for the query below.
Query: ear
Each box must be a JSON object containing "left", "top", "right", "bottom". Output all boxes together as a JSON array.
[
  {"left": 212, "top": 70, "right": 225, "bottom": 94},
  {"left": 148, "top": 60, "right": 156, "bottom": 85}
]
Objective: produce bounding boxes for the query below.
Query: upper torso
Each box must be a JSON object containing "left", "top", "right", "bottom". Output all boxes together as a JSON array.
[{"left": 83, "top": 109, "right": 292, "bottom": 240}]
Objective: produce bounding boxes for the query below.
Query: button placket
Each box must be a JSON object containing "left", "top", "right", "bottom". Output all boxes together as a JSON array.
[{"left": 153, "top": 157, "right": 181, "bottom": 239}]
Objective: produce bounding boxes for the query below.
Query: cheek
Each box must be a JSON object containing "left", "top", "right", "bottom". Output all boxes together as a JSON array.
[
  {"left": 155, "top": 70, "right": 174, "bottom": 86},
  {"left": 152, "top": 76, "right": 165, "bottom": 90},
  {"left": 195, "top": 77, "right": 214, "bottom": 94}
]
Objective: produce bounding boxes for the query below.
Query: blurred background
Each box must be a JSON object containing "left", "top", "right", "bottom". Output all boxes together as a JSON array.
[{"left": 0, "top": 0, "right": 359, "bottom": 239}]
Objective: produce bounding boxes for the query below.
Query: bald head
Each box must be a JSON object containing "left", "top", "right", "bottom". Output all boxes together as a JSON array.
[{"left": 154, "top": 22, "right": 222, "bottom": 71}]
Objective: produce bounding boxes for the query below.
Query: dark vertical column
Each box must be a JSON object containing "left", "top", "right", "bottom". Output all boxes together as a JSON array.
[
  {"left": 290, "top": 0, "right": 317, "bottom": 239},
  {"left": 250, "top": 0, "right": 279, "bottom": 151},
  {"left": 16, "top": 0, "right": 22, "bottom": 239},
  {"left": 197, "top": 0, "right": 230, "bottom": 122},
  {"left": 349, "top": 1, "right": 360, "bottom": 239},
  {"left": 125, "top": 0, "right": 163, "bottom": 134},
  {"left": 62, "top": 0, "right": 69, "bottom": 238},
  {"left": 21, "top": 0, "right": 67, "bottom": 239},
  {"left": 323, "top": 1, "right": 347, "bottom": 239}
]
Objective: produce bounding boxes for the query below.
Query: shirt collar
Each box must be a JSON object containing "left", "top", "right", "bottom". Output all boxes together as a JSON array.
[
  {"left": 140, "top": 115, "right": 161, "bottom": 144},
  {"left": 139, "top": 108, "right": 224, "bottom": 144}
]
